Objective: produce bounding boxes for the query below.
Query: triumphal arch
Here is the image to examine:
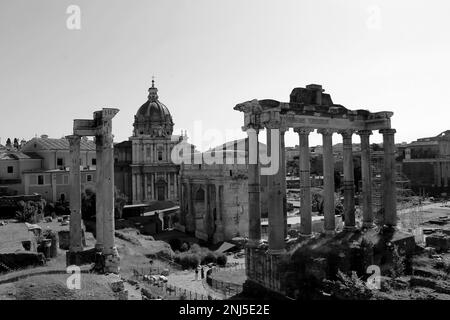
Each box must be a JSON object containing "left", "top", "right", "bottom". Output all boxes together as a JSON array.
[
  {"left": 235, "top": 84, "right": 399, "bottom": 295},
  {"left": 66, "top": 108, "right": 120, "bottom": 273}
]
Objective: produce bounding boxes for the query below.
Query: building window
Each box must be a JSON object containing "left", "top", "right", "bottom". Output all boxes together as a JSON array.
[
  {"left": 86, "top": 174, "right": 93, "bottom": 182},
  {"left": 57, "top": 158, "right": 64, "bottom": 166},
  {"left": 92, "top": 158, "right": 96, "bottom": 165},
  {"left": 158, "top": 151, "right": 163, "bottom": 161},
  {"left": 7, "top": 166, "right": 13, "bottom": 174},
  {"left": 37, "top": 175, "right": 44, "bottom": 185}
]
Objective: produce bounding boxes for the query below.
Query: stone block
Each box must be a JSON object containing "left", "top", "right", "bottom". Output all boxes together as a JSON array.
[
  {"left": 58, "top": 230, "right": 70, "bottom": 250},
  {"left": 424, "top": 246, "right": 437, "bottom": 257},
  {"left": 66, "top": 248, "right": 97, "bottom": 266},
  {"left": 425, "top": 234, "right": 450, "bottom": 252},
  {"left": 117, "top": 290, "right": 128, "bottom": 300},
  {"left": 110, "top": 281, "right": 125, "bottom": 293},
  {"left": 58, "top": 230, "right": 86, "bottom": 251},
  {"left": 0, "top": 252, "right": 45, "bottom": 272}
]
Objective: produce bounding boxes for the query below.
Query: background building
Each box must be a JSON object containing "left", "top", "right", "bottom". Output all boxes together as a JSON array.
[
  {"left": 179, "top": 139, "right": 269, "bottom": 243},
  {"left": 114, "top": 81, "right": 183, "bottom": 204},
  {"left": 401, "top": 130, "right": 450, "bottom": 196},
  {"left": 0, "top": 135, "right": 96, "bottom": 202}
]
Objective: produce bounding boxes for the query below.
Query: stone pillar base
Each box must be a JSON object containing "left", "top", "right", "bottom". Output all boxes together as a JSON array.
[
  {"left": 324, "top": 230, "right": 336, "bottom": 236},
  {"left": 104, "top": 247, "right": 121, "bottom": 274},
  {"left": 195, "top": 230, "right": 208, "bottom": 242},
  {"left": 298, "top": 233, "right": 313, "bottom": 238},
  {"left": 66, "top": 248, "right": 97, "bottom": 267},
  {"left": 267, "top": 248, "right": 286, "bottom": 255},
  {"left": 247, "top": 239, "right": 264, "bottom": 248},
  {"left": 66, "top": 251, "right": 83, "bottom": 266},
  {"left": 362, "top": 222, "right": 376, "bottom": 229}
]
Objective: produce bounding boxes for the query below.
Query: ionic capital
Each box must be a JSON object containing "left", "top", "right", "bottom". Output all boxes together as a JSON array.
[
  {"left": 317, "top": 128, "right": 335, "bottom": 136},
  {"left": 379, "top": 128, "right": 396, "bottom": 135},
  {"left": 338, "top": 129, "right": 355, "bottom": 138},
  {"left": 294, "top": 127, "right": 314, "bottom": 135},
  {"left": 264, "top": 120, "right": 282, "bottom": 130},
  {"left": 243, "top": 124, "right": 263, "bottom": 134},
  {"left": 357, "top": 130, "right": 373, "bottom": 136},
  {"left": 66, "top": 135, "right": 81, "bottom": 146}
]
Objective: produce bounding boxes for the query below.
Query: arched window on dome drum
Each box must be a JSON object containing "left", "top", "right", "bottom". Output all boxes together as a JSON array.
[{"left": 158, "top": 150, "right": 163, "bottom": 161}]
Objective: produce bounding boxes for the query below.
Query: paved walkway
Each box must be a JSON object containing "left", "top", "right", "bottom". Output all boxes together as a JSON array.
[{"left": 167, "top": 269, "right": 226, "bottom": 299}]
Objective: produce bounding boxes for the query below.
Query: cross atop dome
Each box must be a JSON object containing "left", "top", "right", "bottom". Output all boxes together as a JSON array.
[{"left": 148, "top": 76, "right": 158, "bottom": 102}]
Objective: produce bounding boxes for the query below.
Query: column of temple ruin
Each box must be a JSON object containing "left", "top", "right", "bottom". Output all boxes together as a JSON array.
[
  {"left": 381, "top": 128, "right": 397, "bottom": 227},
  {"left": 358, "top": 130, "right": 374, "bottom": 227},
  {"left": 296, "top": 128, "right": 313, "bottom": 236},
  {"left": 266, "top": 127, "right": 286, "bottom": 253},
  {"left": 67, "top": 135, "right": 83, "bottom": 254},
  {"left": 340, "top": 129, "right": 356, "bottom": 229},
  {"left": 319, "top": 129, "right": 336, "bottom": 234},
  {"left": 101, "top": 111, "right": 120, "bottom": 273},
  {"left": 247, "top": 127, "right": 262, "bottom": 247},
  {"left": 95, "top": 134, "right": 104, "bottom": 251}
]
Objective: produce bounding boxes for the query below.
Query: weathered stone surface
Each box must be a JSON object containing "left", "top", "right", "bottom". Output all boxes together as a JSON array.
[
  {"left": 425, "top": 233, "right": 450, "bottom": 252},
  {"left": 0, "top": 252, "right": 45, "bottom": 272},
  {"left": 58, "top": 229, "right": 86, "bottom": 251},
  {"left": 110, "top": 280, "right": 125, "bottom": 293},
  {"left": 66, "top": 248, "right": 97, "bottom": 266}
]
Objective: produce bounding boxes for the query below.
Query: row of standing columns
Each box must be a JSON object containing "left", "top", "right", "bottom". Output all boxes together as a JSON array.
[
  {"left": 67, "top": 113, "right": 119, "bottom": 273},
  {"left": 246, "top": 126, "right": 398, "bottom": 252}
]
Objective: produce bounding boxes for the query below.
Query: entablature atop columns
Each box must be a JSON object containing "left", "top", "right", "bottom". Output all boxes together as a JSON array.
[
  {"left": 73, "top": 108, "right": 119, "bottom": 137},
  {"left": 234, "top": 85, "right": 393, "bottom": 132}
]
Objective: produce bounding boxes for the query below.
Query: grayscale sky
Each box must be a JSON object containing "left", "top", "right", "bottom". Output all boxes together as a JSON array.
[{"left": 1, "top": 0, "right": 449, "bottom": 150}]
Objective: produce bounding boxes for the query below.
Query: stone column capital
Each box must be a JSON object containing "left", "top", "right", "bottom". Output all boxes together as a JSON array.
[
  {"left": 243, "top": 124, "right": 263, "bottom": 133},
  {"left": 379, "top": 128, "right": 396, "bottom": 135},
  {"left": 338, "top": 129, "right": 355, "bottom": 138},
  {"left": 263, "top": 120, "right": 282, "bottom": 129},
  {"left": 357, "top": 130, "right": 373, "bottom": 136},
  {"left": 66, "top": 135, "right": 81, "bottom": 146},
  {"left": 317, "top": 128, "right": 335, "bottom": 136},
  {"left": 294, "top": 127, "right": 314, "bottom": 135}
]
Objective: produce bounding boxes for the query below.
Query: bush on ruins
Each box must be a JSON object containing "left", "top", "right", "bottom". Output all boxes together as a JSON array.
[{"left": 173, "top": 244, "right": 227, "bottom": 269}]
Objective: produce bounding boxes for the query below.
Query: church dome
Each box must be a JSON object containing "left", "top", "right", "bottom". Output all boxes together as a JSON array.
[{"left": 133, "top": 80, "right": 174, "bottom": 137}]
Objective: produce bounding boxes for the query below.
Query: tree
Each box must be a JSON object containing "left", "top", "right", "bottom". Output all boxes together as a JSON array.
[
  {"left": 80, "top": 187, "right": 128, "bottom": 220},
  {"left": 114, "top": 187, "right": 128, "bottom": 219}
]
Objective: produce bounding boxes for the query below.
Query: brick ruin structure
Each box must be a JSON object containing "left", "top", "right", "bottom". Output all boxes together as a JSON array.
[
  {"left": 234, "top": 84, "right": 410, "bottom": 297},
  {"left": 66, "top": 108, "right": 120, "bottom": 273}
]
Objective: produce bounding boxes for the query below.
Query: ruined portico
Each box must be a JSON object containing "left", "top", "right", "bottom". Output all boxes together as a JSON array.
[
  {"left": 235, "top": 84, "right": 400, "bottom": 296},
  {"left": 66, "top": 108, "right": 120, "bottom": 274}
]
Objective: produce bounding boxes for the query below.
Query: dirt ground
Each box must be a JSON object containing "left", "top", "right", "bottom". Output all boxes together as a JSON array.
[{"left": 0, "top": 273, "right": 118, "bottom": 300}]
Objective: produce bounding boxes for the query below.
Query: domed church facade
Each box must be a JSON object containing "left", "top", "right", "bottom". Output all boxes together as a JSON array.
[{"left": 123, "top": 81, "right": 183, "bottom": 203}]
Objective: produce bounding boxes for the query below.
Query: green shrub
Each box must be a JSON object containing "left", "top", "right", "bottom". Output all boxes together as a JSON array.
[
  {"left": 15, "top": 200, "right": 45, "bottom": 223},
  {"left": 180, "top": 242, "right": 190, "bottom": 252},
  {"left": 216, "top": 253, "right": 227, "bottom": 266},
  {"left": 202, "top": 252, "right": 217, "bottom": 265},
  {"left": 387, "top": 246, "right": 405, "bottom": 278},
  {"left": 323, "top": 270, "right": 373, "bottom": 300},
  {"left": 169, "top": 238, "right": 182, "bottom": 252},
  {"left": 176, "top": 253, "right": 201, "bottom": 269}
]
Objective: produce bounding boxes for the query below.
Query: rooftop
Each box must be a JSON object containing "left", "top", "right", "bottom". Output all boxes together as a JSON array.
[{"left": 22, "top": 137, "right": 96, "bottom": 151}]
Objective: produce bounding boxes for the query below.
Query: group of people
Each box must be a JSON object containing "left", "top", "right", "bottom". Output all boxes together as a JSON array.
[
  {"left": 194, "top": 265, "right": 205, "bottom": 281},
  {"left": 194, "top": 265, "right": 214, "bottom": 281}
]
